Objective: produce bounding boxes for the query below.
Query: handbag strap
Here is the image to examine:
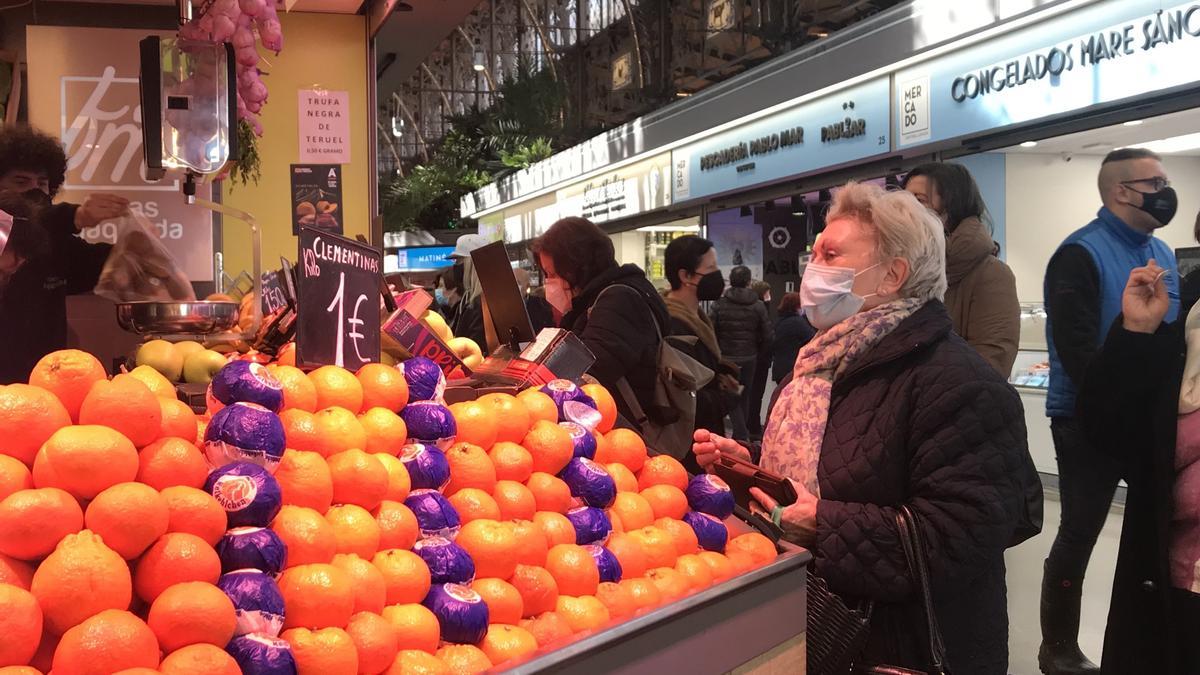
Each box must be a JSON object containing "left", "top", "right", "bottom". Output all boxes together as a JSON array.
[{"left": 895, "top": 505, "right": 949, "bottom": 675}]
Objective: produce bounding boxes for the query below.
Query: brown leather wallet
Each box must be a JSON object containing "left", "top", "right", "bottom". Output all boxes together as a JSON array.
[{"left": 712, "top": 453, "right": 798, "bottom": 511}]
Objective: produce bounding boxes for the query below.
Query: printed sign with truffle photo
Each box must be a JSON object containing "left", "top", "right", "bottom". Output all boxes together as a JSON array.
[{"left": 290, "top": 164, "right": 342, "bottom": 234}]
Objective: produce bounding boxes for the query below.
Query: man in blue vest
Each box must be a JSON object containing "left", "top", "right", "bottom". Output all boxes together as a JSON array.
[{"left": 1040, "top": 147, "right": 1180, "bottom": 675}]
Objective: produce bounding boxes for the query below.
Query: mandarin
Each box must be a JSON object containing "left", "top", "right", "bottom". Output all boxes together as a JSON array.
[
  {"left": 0, "top": 584, "right": 41, "bottom": 667},
  {"left": 598, "top": 429, "right": 647, "bottom": 472},
  {"left": 51, "top": 610, "right": 158, "bottom": 675},
  {"left": 375, "top": 453, "right": 412, "bottom": 502},
  {"left": 387, "top": 649, "right": 449, "bottom": 674},
  {"left": 595, "top": 581, "right": 637, "bottom": 620},
  {"left": 478, "top": 393, "right": 531, "bottom": 445},
  {"left": 158, "top": 643, "right": 241, "bottom": 675},
  {"left": 327, "top": 448, "right": 389, "bottom": 510},
  {"left": 268, "top": 365, "right": 319, "bottom": 412},
  {"left": 516, "top": 390, "right": 558, "bottom": 425},
  {"left": 33, "top": 425, "right": 138, "bottom": 501},
  {"left": 0, "top": 553, "right": 35, "bottom": 589},
  {"left": 628, "top": 526, "right": 678, "bottom": 568},
  {"left": 435, "top": 644, "right": 492, "bottom": 674},
  {"left": 728, "top": 532, "right": 778, "bottom": 566},
  {"left": 604, "top": 532, "right": 649, "bottom": 579},
  {"left": 28, "top": 350, "right": 106, "bottom": 423},
  {"left": 544, "top": 544, "right": 599, "bottom": 597},
  {"left": 656, "top": 516, "right": 700, "bottom": 557},
  {"left": 326, "top": 504, "right": 382, "bottom": 559},
  {"left": 605, "top": 462, "right": 638, "bottom": 493},
  {"left": 331, "top": 553, "right": 388, "bottom": 614},
  {"left": 84, "top": 482, "right": 170, "bottom": 560},
  {"left": 532, "top": 511, "right": 576, "bottom": 548},
  {"left": 448, "top": 488, "right": 501, "bottom": 523},
  {"left": 508, "top": 564, "right": 559, "bottom": 618},
  {"left": 493, "top": 481, "right": 537, "bottom": 521},
  {"left": 636, "top": 455, "right": 689, "bottom": 491},
  {"left": 641, "top": 484, "right": 689, "bottom": 521},
  {"left": 471, "top": 577, "right": 523, "bottom": 624},
  {"left": 159, "top": 486, "right": 226, "bottom": 547},
  {"left": 279, "top": 409, "right": 321, "bottom": 454},
  {"left": 309, "top": 366, "right": 365, "bottom": 413},
  {"left": 134, "top": 533, "right": 220, "bottom": 604},
  {"left": 374, "top": 500, "right": 419, "bottom": 551},
  {"left": 488, "top": 442, "right": 533, "bottom": 483},
  {"left": 509, "top": 519, "right": 549, "bottom": 567},
  {"left": 281, "top": 626, "right": 358, "bottom": 675},
  {"left": 480, "top": 624, "right": 538, "bottom": 667},
  {"left": 79, "top": 377, "right": 161, "bottom": 448},
  {"left": 312, "top": 407, "right": 369, "bottom": 459},
  {"left": 381, "top": 603, "right": 440, "bottom": 653},
  {"left": 456, "top": 519, "right": 520, "bottom": 580},
  {"left": 519, "top": 611, "right": 574, "bottom": 648},
  {"left": 346, "top": 611, "right": 399, "bottom": 675},
  {"left": 136, "top": 438, "right": 207, "bottom": 491},
  {"left": 272, "top": 505, "right": 337, "bottom": 567},
  {"left": 360, "top": 408, "right": 409, "bottom": 457},
  {"left": 448, "top": 401, "right": 499, "bottom": 450},
  {"left": 725, "top": 549, "right": 757, "bottom": 575},
  {"left": 0, "top": 488, "right": 83, "bottom": 561},
  {"left": 443, "top": 443, "right": 497, "bottom": 496},
  {"left": 146, "top": 581, "right": 236, "bottom": 653},
  {"left": 279, "top": 564, "right": 356, "bottom": 630},
  {"left": 645, "top": 567, "right": 690, "bottom": 602},
  {"left": 674, "top": 553, "right": 715, "bottom": 591},
  {"left": 620, "top": 578, "right": 663, "bottom": 612},
  {"left": 610, "top": 492, "right": 655, "bottom": 530},
  {"left": 0, "top": 455, "right": 32, "bottom": 501},
  {"left": 526, "top": 472, "right": 572, "bottom": 514},
  {"left": 522, "top": 421, "right": 573, "bottom": 475},
  {"left": 357, "top": 363, "right": 410, "bottom": 413},
  {"left": 373, "top": 549, "right": 432, "bottom": 605},
  {"left": 274, "top": 449, "right": 334, "bottom": 512},
  {"left": 554, "top": 595, "right": 610, "bottom": 633},
  {"left": 697, "top": 551, "right": 736, "bottom": 583},
  {"left": 36, "top": 528, "right": 134, "bottom": 636},
  {"left": 580, "top": 384, "right": 618, "bottom": 434},
  {"left": 157, "top": 399, "right": 198, "bottom": 445}
]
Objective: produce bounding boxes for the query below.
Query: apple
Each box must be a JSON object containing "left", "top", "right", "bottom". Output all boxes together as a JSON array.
[
  {"left": 173, "top": 340, "right": 206, "bottom": 361},
  {"left": 422, "top": 310, "right": 455, "bottom": 343},
  {"left": 447, "top": 337, "right": 483, "bottom": 371},
  {"left": 184, "top": 349, "right": 229, "bottom": 384},
  {"left": 137, "top": 339, "right": 184, "bottom": 381}
]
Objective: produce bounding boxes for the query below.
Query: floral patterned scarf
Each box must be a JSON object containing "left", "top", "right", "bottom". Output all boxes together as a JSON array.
[{"left": 761, "top": 298, "right": 925, "bottom": 496}]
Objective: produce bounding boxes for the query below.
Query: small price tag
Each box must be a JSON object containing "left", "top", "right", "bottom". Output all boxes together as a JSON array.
[{"left": 296, "top": 227, "right": 381, "bottom": 369}]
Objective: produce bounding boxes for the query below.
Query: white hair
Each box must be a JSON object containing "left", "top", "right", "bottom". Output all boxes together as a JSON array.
[{"left": 827, "top": 181, "right": 948, "bottom": 303}]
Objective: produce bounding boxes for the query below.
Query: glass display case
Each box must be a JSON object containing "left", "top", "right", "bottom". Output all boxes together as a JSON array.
[{"left": 1010, "top": 302, "right": 1050, "bottom": 390}]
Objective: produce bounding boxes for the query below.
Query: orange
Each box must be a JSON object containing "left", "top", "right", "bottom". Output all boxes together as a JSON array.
[
  {"left": 268, "top": 364, "right": 319, "bottom": 412},
  {"left": 360, "top": 408, "right": 409, "bottom": 457},
  {"left": 522, "top": 421, "right": 573, "bottom": 475},
  {"left": 136, "top": 437, "right": 207, "bottom": 490},
  {"left": 33, "top": 425, "right": 138, "bottom": 500},
  {"left": 726, "top": 549, "right": 756, "bottom": 575},
  {"left": 636, "top": 455, "right": 688, "bottom": 491},
  {"left": 0, "top": 553, "right": 35, "bottom": 589},
  {"left": 276, "top": 342, "right": 298, "bottom": 367},
  {"left": 448, "top": 488, "right": 501, "bottom": 523},
  {"left": 443, "top": 443, "right": 496, "bottom": 496},
  {"left": 28, "top": 350, "right": 107, "bottom": 423},
  {"left": 357, "top": 363, "right": 409, "bottom": 413},
  {"left": 580, "top": 384, "right": 618, "bottom": 434},
  {"left": 605, "top": 463, "right": 638, "bottom": 493},
  {"left": 280, "top": 409, "right": 321, "bottom": 454},
  {"left": 84, "top": 482, "right": 170, "bottom": 560},
  {"left": 554, "top": 595, "right": 610, "bottom": 633},
  {"left": 274, "top": 449, "right": 334, "bottom": 512},
  {"left": 374, "top": 500, "right": 419, "bottom": 551},
  {"left": 28, "top": 630, "right": 55, "bottom": 673},
  {"left": 656, "top": 517, "right": 700, "bottom": 557},
  {"left": 674, "top": 553, "right": 715, "bottom": 592},
  {"left": 158, "top": 643, "right": 241, "bottom": 675},
  {"left": 387, "top": 649, "right": 449, "bottom": 674},
  {"left": 515, "top": 389, "right": 558, "bottom": 426},
  {"left": 272, "top": 505, "right": 337, "bottom": 567},
  {"left": 595, "top": 581, "right": 637, "bottom": 620},
  {"left": 326, "top": 504, "right": 382, "bottom": 559},
  {"left": 526, "top": 473, "right": 572, "bottom": 514},
  {"left": 620, "top": 578, "right": 663, "bottom": 613},
  {"left": 327, "top": 448, "right": 389, "bottom": 510},
  {"left": 0, "top": 384, "right": 74, "bottom": 467},
  {"left": 312, "top": 407, "right": 369, "bottom": 459},
  {"left": 492, "top": 481, "right": 537, "bottom": 521},
  {"left": 456, "top": 519, "right": 520, "bottom": 580},
  {"left": 532, "top": 511, "right": 575, "bottom": 548},
  {"left": 604, "top": 532, "right": 649, "bottom": 579},
  {"left": 0, "top": 487, "right": 84, "bottom": 560},
  {"left": 598, "top": 429, "right": 647, "bottom": 472},
  {"left": 488, "top": 442, "right": 533, "bottom": 483},
  {"left": 448, "top": 401, "right": 498, "bottom": 450},
  {"left": 158, "top": 398, "right": 198, "bottom": 444},
  {"left": 381, "top": 604, "right": 439, "bottom": 653},
  {"left": 509, "top": 520, "right": 549, "bottom": 567},
  {"left": 628, "top": 526, "right": 678, "bottom": 568},
  {"left": 479, "top": 624, "right": 537, "bottom": 667},
  {"left": 160, "top": 486, "right": 225, "bottom": 547},
  {"left": 434, "top": 644, "right": 492, "bottom": 674},
  {"left": 309, "top": 366, "right": 365, "bottom": 413},
  {"left": 472, "top": 577, "right": 524, "bottom": 625},
  {"left": 698, "top": 551, "right": 735, "bottom": 583},
  {"left": 79, "top": 377, "right": 162, "bottom": 448},
  {"left": 508, "top": 564, "right": 558, "bottom": 618},
  {"left": 610, "top": 492, "right": 655, "bottom": 531},
  {"left": 0, "top": 455, "right": 32, "bottom": 501},
  {"left": 134, "top": 533, "right": 220, "bottom": 604},
  {"left": 346, "top": 611, "right": 399, "bottom": 675},
  {"left": 641, "top": 485, "right": 688, "bottom": 521},
  {"left": 520, "top": 611, "right": 574, "bottom": 647},
  {"left": 478, "top": 394, "right": 531, "bottom": 445},
  {"left": 376, "top": 453, "right": 412, "bottom": 502},
  {"left": 544, "top": 544, "right": 599, "bottom": 597},
  {"left": 728, "top": 532, "right": 778, "bottom": 566},
  {"left": 373, "top": 549, "right": 432, "bottom": 605},
  {"left": 281, "top": 626, "right": 358, "bottom": 675},
  {"left": 331, "top": 553, "right": 387, "bottom": 614},
  {"left": 146, "top": 581, "right": 236, "bottom": 652},
  {"left": 0, "top": 584, "right": 41, "bottom": 667},
  {"left": 0, "top": 667, "right": 42, "bottom": 675},
  {"left": 51, "top": 610, "right": 158, "bottom": 675},
  {"left": 606, "top": 509, "right": 625, "bottom": 535},
  {"left": 645, "top": 567, "right": 690, "bottom": 602},
  {"left": 279, "top": 564, "right": 355, "bottom": 630}
]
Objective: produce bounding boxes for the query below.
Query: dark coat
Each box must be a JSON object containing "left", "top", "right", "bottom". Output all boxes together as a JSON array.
[
  {"left": 560, "top": 264, "right": 669, "bottom": 424},
  {"left": 771, "top": 311, "right": 815, "bottom": 382},
  {"left": 1078, "top": 320, "right": 1188, "bottom": 674},
  {"left": 798, "top": 301, "right": 1025, "bottom": 673},
  {"left": 710, "top": 286, "right": 772, "bottom": 360}
]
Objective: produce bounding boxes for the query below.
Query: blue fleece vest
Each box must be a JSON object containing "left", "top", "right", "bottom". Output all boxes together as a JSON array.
[{"left": 1045, "top": 207, "right": 1180, "bottom": 418}]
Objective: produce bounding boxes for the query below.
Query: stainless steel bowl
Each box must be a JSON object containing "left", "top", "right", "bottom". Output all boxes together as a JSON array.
[{"left": 115, "top": 301, "right": 240, "bottom": 335}]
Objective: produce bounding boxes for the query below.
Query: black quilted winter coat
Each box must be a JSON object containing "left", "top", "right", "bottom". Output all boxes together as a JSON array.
[{"left": 795, "top": 301, "right": 1027, "bottom": 673}]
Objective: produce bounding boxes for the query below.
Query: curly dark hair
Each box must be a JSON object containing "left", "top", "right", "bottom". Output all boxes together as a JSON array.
[
  {"left": 0, "top": 126, "right": 68, "bottom": 197},
  {"left": 778, "top": 292, "right": 802, "bottom": 315},
  {"left": 530, "top": 217, "right": 616, "bottom": 289}
]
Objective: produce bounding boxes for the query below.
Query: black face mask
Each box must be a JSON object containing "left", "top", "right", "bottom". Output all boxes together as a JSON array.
[
  {"left": 695, "top": 270, "right": 725, "bottom": 301},
  {"left": 1133, "top": 185, "right": 1178, "bottom": 227}
]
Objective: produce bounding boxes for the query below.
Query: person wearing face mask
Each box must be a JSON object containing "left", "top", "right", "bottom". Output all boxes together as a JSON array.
[
  {"left": 1038, "top": 147, "right": 1181, "bottom": 675},
  {"left": 710, "top": 265, "right": 773, "bottom": 442},
  {"left": 903, "top": 162, "right": 1019, "bottom": 377},
  {"left": 693, "top": 181, "right": 1028, "bottom": 674},
  {"left": 446, "top": 234, "right": 489, "bottom": 353},
  {"left": 531, "top": 216, "right": 669, "bottom": 425},
  {"left": 513, "top": 267, "right": 554, "bottom": 334}
]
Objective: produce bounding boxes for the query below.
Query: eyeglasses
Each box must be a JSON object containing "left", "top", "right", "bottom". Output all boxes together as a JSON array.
[{"left": 1121, "top": 177, "right": 1171, "bottom": 192}]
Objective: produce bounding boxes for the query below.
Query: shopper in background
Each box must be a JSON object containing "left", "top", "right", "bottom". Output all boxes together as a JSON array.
[
  {"left": 694, "top": 182, "right": 1026, "bottom": 673},
  {"left": 1181, "top": 211, "right": 1200, "bottom": 316},
  {"left": 746, "top": 280, "right": 774, "bottom": 439},
  {"left": 771, "top": 291, "right": 815, "bottom": 383},
  {"left": 662, "top": 235, "right": 738, "bottom": 467},
  {"left": 513, "top": 266, "right": 555, "bottom": 333},
  {"left": 1040, "top": 147, "right": 1181, "bottom": 675},
  {"left": 903, "top": 161, "right": 1020, "bottom": 377},
  {"left": 710, "top": 265, "right": 772, "bottom": 441},
  {"left": 447, "top": 234, "right": 489, "bottom": 352},
  {"left": 532, "top": 217, "right": 669, "bottom": 423}
]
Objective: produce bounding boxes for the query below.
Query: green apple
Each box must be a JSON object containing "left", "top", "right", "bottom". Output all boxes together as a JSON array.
[
  {"left": 183, "top": 349, "right": 228, "bottom": 384},
  {"left": 136, "top": 339, "right": 184, "bottom": 381},
  {"left": 172, "top": 340, "right": 206, "bottom": 361}
]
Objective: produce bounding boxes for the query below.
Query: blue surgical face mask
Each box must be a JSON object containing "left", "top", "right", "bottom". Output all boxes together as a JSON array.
[
  {"left": 799, "top": 261, "right": 881, "bottom": 330},
  {"left": 434, "top": 288, "right": 447, "bottom": 306}
]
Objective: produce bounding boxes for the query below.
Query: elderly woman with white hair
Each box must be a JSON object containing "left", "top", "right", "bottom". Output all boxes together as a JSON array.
[{"left": 695, "top": 182, "right": 1028, "bottom": 673}]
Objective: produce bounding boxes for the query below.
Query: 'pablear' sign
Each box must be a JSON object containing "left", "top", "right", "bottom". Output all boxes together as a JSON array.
[{"left": 27, "top": 26, "right": 215, "bottom": 282}]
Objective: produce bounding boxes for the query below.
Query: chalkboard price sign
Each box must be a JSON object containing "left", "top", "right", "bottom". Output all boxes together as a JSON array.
[{"left": 296, "top": 227, "right": 381, "bottom": 368}]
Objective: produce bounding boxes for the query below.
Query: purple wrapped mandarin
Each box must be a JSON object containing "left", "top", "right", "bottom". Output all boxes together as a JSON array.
[
  {"left": 205, "top": 461, "right": 283, "bottom": 528},
  {"left": 204, "top": 402, "right": 286, "bottom": 473}
]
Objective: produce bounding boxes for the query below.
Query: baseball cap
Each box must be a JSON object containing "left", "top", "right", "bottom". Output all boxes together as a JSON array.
[{"left": 447, "top": 233, "right": 490, "bottom": 260}]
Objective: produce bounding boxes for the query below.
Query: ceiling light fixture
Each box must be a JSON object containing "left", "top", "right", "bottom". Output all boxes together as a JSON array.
[
  {"left": 472, "top": 49, "right": 486, "bottom": 72},
  {"left": 1019, "top": 141, "right": 1038, "bottom": 148},
  {"left": 1124, "top": 131, "right": 1200, "bottom": 154},
  {"left": 1123, "top": 120, "right": 1144, "bottom": 126}
]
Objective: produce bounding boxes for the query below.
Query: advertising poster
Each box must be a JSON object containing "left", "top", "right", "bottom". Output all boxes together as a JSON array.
[
  {"left": 291, "top": 164, "right": 343, "bottom": 234},
  {"left": 706, "top": 218, "right": 764, "bottom": 283}
]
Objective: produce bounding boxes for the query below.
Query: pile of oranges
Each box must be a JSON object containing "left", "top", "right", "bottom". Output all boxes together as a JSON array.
[{"left": 0, "top": 349, "right": 779, "bottom": 675}]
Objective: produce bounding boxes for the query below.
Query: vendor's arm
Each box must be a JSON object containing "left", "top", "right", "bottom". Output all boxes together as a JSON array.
[
  {"left": 1046, "top": 244, "right": 1101, "bottom": 383},
  {"left": 41, "top": 202, "right": 114, "bottom": 294}
]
